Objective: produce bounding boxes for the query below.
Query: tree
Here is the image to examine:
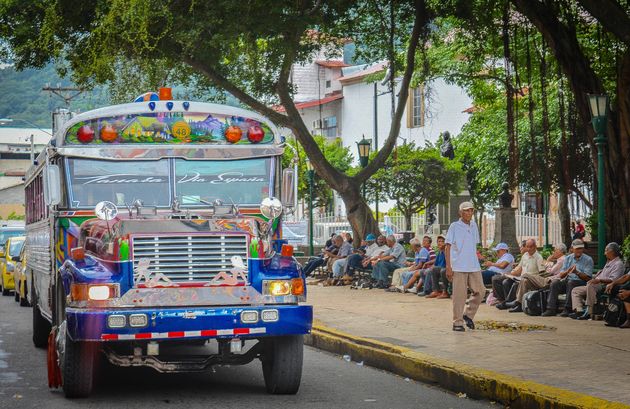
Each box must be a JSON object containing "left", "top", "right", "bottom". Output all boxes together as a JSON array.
[
  {"left": 282, "top": 136, "right": 354, "bottom": 211},
  {"left": 0, "top": 0, "right": 433, "bottom": 241},
  {"left": 366, "top": 144, "right": 465, "bottom": 230}
]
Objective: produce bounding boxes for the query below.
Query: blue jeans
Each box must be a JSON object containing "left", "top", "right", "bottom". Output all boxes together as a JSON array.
[
  {"left": 482, "top": 269, "right": 500, "bottom": 286},
  {"left": 372, "top": 261, "right": 401, "bottom": 284}
]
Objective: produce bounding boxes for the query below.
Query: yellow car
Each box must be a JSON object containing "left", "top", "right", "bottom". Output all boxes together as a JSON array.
[
  {"left": 0, "top": 236, "right": 25, "bottom": 296},
  {"left": 13, "top": 243, "right": 29, "bottom": 306}
]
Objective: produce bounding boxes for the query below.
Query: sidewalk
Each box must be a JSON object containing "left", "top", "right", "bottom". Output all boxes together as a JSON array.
[{"left": 306, "top": 285, "right": 630, "bottom": 406}]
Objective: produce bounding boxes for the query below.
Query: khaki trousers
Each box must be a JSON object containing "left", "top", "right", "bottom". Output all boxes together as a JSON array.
[
  {"left": 390, "top": 266, "right": 414, "bottom": 287},
  {"left": 452, "top": 271, "right": 484, "bottom": 326},
  {"left": 571, "top": 281, "right": 604, "bottom": 310},
  {"left": 515, "top": 273, "right": 553, "bottom": 303}
]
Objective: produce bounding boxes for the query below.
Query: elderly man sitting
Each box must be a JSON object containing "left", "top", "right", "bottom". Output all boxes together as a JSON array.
[
  {"left": 302, "top": 235, "right": 339, "bottom": 277},
  {"left": 506, "top": 242, "right": 567, "bottom": 313},
  {"left": 386, "top": 238, "right": 424, "bottom": 292},
  {"left": 345, "top": 234, "right": 388, "bottom": 275},
  {"left": 570, "top": 242, "right": 625, "bottom": 320},
  {"left": 494, "top": 239, "right": 544, "bottom": 310},
  {"left": 605, "top": 271, "right": 630, "bottom": 328},
  {"left": 542, "top": 239, "right": 594, "bottom": 317},
  {"left": 481, "top": 242, "right": 515, "bottom": 285},
  {"left": 371, "top": 235, "right": 407, "bottom": 289},
  {"left": 329, "top": 235, "right": 356, "bottom": 284}
]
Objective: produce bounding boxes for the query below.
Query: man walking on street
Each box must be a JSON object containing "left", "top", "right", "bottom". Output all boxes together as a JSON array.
[{"left": 446, "top": 202, "right": 484, "bottom": 332}]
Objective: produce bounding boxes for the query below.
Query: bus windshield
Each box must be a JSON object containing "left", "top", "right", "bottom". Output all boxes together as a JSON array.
[
  {"left": 67, "top": 159, "right": 171, "bottom": 208},
  {"left": 66, "top": 157, "right": 274, "bottom": 208},
  {"left": 175, "top": 158, "right": 272, "bottom": 206}
]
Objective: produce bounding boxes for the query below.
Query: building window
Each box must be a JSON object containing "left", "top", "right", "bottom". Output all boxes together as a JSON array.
[
  {"left": 407, "top": 85, "right": 425, "bottom": 128},
  {"left": 323, "top": 116, "right": 337, "bottom": 137},
  {"left": 325, "top": 80, "right": 331, "bottom": 88}
]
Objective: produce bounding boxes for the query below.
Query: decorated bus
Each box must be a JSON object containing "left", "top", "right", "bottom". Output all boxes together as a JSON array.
[{"left": 24, "top": 89, "right": 311, "bottom": 398}]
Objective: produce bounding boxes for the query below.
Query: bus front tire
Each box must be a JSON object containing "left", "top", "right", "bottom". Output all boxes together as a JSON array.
[
  {"left": 262, "top": 335, "right": 304, "bottom": 395},
  {"left": 61, "top": 332, "right": 96, "bottom": 398}
]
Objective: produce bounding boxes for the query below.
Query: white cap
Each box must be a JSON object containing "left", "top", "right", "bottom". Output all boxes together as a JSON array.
[
  {"left": 459, "top": 201, "right": 474, "bottom": 211},
  {"left": 492, "top": 243, "right": 509, "bottom": 251}
]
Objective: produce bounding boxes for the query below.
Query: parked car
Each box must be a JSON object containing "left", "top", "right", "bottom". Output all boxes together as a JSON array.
[
  {"left": 0, "top": 236, "right": 25, "bottom": 296},
  {"left": 13, "top": 243, "right": 29, "bottom": 306}
]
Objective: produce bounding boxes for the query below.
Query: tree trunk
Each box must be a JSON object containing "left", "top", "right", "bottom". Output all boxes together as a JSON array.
[
  {"left": 512, "top": 0, "right": 630, "bottom": 243},
  {"left": 558, "top": 190, "right": 572, "bottom": 246},
  {"left": 404, "top": 212, "right": 412, "bottom": 232},
  {"left": 342, "top": 185, "right": 380, "bottom": 244}
]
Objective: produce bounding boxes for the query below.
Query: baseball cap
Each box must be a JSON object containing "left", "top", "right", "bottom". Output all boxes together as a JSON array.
[
  {"left": 459, "top": 201, "right": 474, "bottom": 211},
  {"left": 571, "top": 239, "right": 585, "bottom": 249},
  {"left": 492, "top": 243, "right": 509, "bottom": 251},
  {"left": 366, "top": 233, "right": 376, "bottom": 241}
]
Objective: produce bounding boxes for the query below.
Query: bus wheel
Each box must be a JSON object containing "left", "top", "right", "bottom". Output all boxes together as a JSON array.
[
  {"left": 32, "top": 302, "right": 51, "bottom": 348},
  {"left": 57, "top": 321, "right": 96, "bottom": 398},
  {"left": 261, "top": 335, "right": 304, "bottom": 394}
]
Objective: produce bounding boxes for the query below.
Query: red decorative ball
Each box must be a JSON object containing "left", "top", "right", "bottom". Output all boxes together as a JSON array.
[
  {"left": 247, "top": 125, "right": 265, "bottom": 143},
  {"left": 77, "top": 125, "right": 95, "bottom": 144},
  {"left": 225, "top": 125, "right": 243, "bottom": 143}
]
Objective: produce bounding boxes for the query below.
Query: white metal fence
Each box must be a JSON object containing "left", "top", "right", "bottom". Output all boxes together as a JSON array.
[
  {"left": 310, "top": 212, "right": 426, "bottom": 245},
  {"left": 482, "top": 212, "right": 563, "bottom": 247}
]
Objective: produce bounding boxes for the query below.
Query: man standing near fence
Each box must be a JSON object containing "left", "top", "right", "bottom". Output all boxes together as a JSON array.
[{"left": 446, "top": 202, "right": 484, "bottom": 332}]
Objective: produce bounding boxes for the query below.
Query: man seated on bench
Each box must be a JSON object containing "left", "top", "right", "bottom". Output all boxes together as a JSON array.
[
  {"left": 346, "top": 234, "right": 388, "bottom": 275},
  {"left": 494, "top": 239, "right": 544, "bottom": 310},
  {"left": 302, "top": 234, "right": 340, "bottom": 277},
  {"left": 371, "top": 235, "right": 407, "bottom": 289},
  {"left": 571, "top": 242, "right": 624, "bottom": 320},
  {"left": 605, "top": 270, "right": 630, "bottom": 328},
  {"left": 507, "top": 242, "right": 567, "bottom": 312}
]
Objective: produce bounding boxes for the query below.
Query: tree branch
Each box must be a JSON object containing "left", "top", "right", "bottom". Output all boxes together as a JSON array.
[
  {"left": 355, "top": 0, "right": 429, "bottom": 184},
  {"left": 576, "top": 0, "right": 630, "bottom": 47},
  {"left": 182, "top": 55, "right": 291, "bottom": 127}
]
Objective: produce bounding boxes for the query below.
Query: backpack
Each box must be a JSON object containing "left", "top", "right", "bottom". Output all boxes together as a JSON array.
[
  {"left": 523, "top": 289, "right": 548, "bottom": 316},
  {"left": 604, "top": 298, "right": 628, "bottom": 327}
]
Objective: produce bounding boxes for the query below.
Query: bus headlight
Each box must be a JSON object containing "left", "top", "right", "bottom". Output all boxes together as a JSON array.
[
  {"left": 263, "top": 280, "right": 291, "bottom": 296},
  {"left": 71, "top": 283, "right": 119, "bottom": 301}
]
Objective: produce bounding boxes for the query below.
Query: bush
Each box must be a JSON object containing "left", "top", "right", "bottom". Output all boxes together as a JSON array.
[{"left": 585, "top": 213, "right": 597, "bottom": 241}]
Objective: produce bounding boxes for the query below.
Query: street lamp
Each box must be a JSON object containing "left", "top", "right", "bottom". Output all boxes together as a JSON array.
[
  {"left": 0, "top": 117, "right": 53, "bottom": 163},
  {"left": 306, "top": 158, "right": 315, "bottom": 257},
  {"left": 587, "top": 93, "right": 609, "bottom": 269},
  {"left": 356, "top": 135, "right": 372, "bottom": 200}
]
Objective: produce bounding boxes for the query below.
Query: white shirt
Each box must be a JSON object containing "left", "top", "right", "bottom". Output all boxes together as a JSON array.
[
  {"left": 366, "top": 243, "right": 388, "bottom": 257},
  {"left": 489, "top": 253, "right": 515, "bottom": 274},
  {"left": 446, "top": 219, "right": 481, "bottom": 272}
]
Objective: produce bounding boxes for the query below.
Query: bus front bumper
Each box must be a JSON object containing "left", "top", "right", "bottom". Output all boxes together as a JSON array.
[{"left": 65, "top": 304, "right": 313, "bottom": 342}]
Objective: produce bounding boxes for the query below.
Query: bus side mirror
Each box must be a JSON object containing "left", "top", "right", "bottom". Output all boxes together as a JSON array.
[
  {"left": 281, "top": 167, "right": 296, "bottom": 210},
  {"left": 44, "top": 164, "right": 61, "bottom": 206}
]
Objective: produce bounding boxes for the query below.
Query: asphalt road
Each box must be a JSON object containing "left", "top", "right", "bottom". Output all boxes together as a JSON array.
[{"left": 0, "top": 294, "right": 493, "bottom": 409}]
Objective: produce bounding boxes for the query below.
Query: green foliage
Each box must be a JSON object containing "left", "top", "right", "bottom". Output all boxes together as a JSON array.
[
  {"left": 282, "top": 136, "right": 354, "bottom": 210},
  {"left": 364, "top": 143, "right": 465, "bottom": 225},
  {"left": 6, "top": 212, "right": 24, "bottom": 220},
  {"left": 585, "top": 212, "right": 597, "bottom": 241},
  {"left": 622, "top": 235, "right": 630, "bottom": 262}
]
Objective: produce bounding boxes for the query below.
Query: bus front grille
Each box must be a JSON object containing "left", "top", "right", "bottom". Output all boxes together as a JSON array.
[{"left": 130, "top": 234, "right": 249, "bottom": 285}]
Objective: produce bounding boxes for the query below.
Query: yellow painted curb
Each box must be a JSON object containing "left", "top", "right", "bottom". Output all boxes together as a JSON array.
[{"left": 306, "top": 320, "right": 629, "bottom": 409}]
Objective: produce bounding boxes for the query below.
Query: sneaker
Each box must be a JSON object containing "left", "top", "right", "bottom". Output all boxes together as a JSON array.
[
  {"left": 407, "top": 287, "right": 418, "bottom": 294},
  {"left": 437, "top": 291, "right": 450, "bottom": 299},
  {"left": 463, "top": 315, "right": 475, "bottom": 330},
  {"left": 452, "top": 325, "right": 465, "bottom": 332},
  {"left": 426, "top": 291, "right": 440, "bottom": 298},
  {"left": 559, "top": 310, "right": 571, "bottom": 318},
  {"left": 576, "top": 313, "right": 591, "bottom": 321},
  {"left": 541, "top": 309, "right": 557, "bottom": 317}
]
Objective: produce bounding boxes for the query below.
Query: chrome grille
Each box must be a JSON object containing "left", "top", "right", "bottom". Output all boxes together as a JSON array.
[{"left": 131, "top": 234, "right": 248, "bottom": 284}]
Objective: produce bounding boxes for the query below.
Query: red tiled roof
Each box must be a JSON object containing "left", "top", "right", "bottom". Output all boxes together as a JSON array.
[
  {"left": 275, "top": 93, "right": 343, "bottom": 112},
  {"left": 315, "top": 60, "right": 349, "bottom": 68}
]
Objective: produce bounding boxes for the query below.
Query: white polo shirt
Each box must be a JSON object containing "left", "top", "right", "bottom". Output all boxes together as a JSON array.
[{"left": 445, "top": 219, "right": 481, "bottom": 273}]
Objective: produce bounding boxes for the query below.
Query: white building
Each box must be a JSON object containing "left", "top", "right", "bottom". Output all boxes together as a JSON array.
[
  {"left": 281, "top": 55, "right": 473, "bottom": 218},
  {"left": 0, "top": 127, "right": 52, "bottom": 218}
]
